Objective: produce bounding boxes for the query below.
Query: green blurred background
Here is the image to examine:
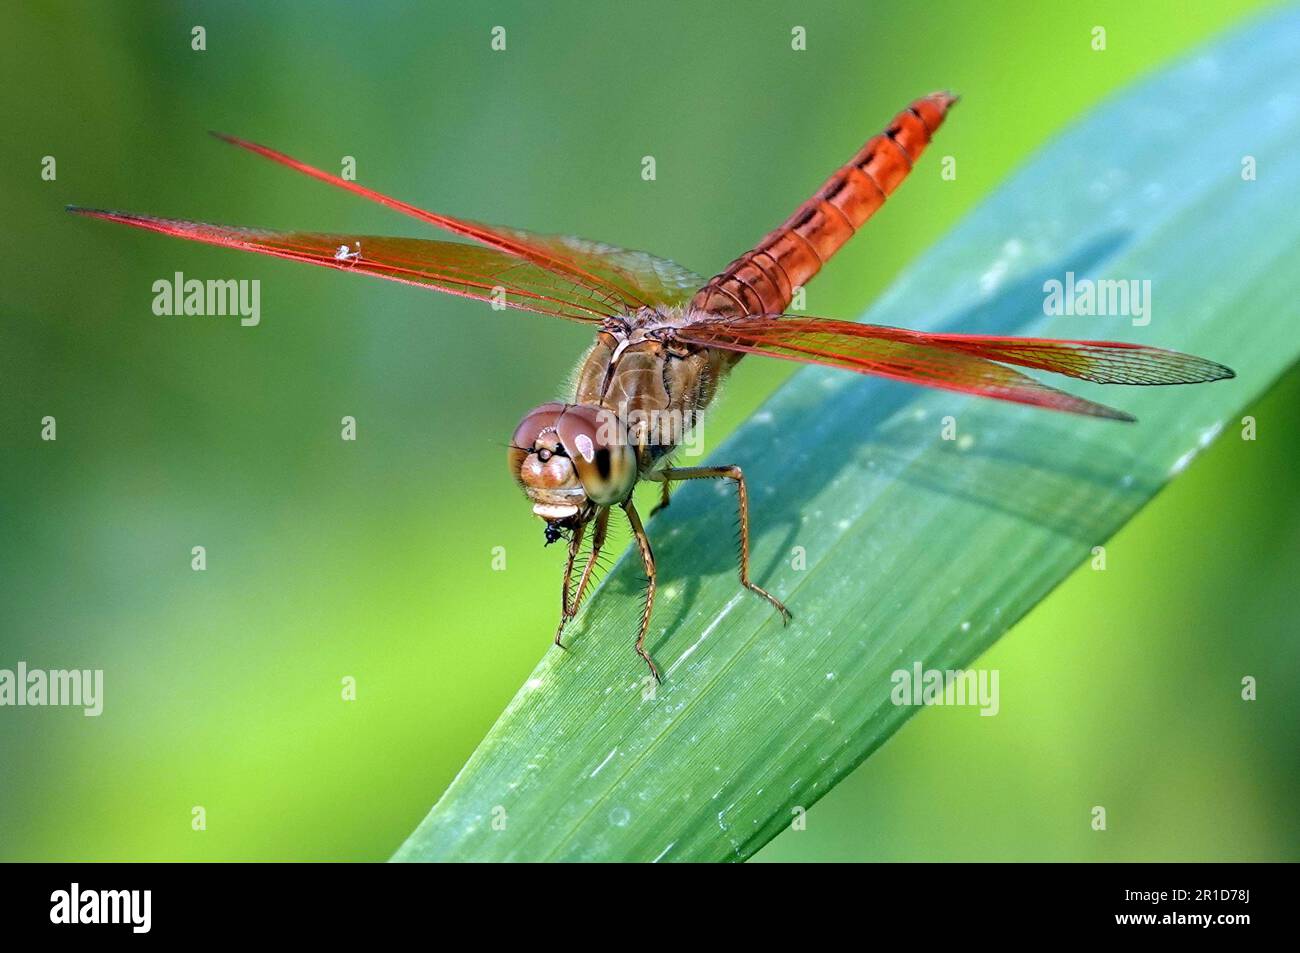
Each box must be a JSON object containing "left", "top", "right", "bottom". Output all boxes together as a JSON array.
[{"left": 1, "top": 0, "right": 1295, "bottom": 861}]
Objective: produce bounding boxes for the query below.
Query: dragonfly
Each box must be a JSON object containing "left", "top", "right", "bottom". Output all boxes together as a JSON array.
[{"left": 70, "top": 92, "right": 1233, "bottom": 681}]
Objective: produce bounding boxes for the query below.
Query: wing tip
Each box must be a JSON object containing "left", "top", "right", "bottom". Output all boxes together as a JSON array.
[
  {"left": 67, "top": 206, "right": 155, "bottom": 227},
  {"left": 1086, "top": 401, "right": 1137, "bottom": 423},
  {"left": 1157, "top": 351, "right": 1235, "bottom": 384},
  {"left": 1162, "top": 356, "right": 1236, "bottom": 385},
  {"left": 67, "top": 205, "right": 115, "bottom": 220},
  {"left": 209, "top": 130, "right": 263, "bottom": 154}
]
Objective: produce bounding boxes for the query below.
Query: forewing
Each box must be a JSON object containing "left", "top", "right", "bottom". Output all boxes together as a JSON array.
[
  {"left": 211, "top": 133, "right": 703, "bottom": 310},
  {"left": 69, "top": 208, "right": 615, "bottom": 322},
  {"left": 673, "top": 315, "right": 1219, "bottom": 421},
  {"left": 516, "top": 233, "right": 706, "bottom": 309},
  {"left": 897, "top": 331, "right": 1235, "bottom": 384}
]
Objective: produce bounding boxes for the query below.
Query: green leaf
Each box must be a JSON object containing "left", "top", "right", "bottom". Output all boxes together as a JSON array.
[{"left": 393, "top": 10, "right": 1300, "bottom": 862}]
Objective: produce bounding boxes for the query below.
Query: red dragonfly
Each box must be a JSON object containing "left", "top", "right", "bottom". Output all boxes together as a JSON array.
[{"left": 71, "top": 92, "right": 1232, "bottom": 680}]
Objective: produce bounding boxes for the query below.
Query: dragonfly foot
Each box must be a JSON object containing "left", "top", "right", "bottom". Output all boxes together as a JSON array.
[{"left": 745, "top": 582, "right": 791, "bottom": 624}]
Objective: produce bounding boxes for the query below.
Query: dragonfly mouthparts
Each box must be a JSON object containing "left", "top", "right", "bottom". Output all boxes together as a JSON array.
[{"left": 533, "top": 502, "right": 580, "bottom": 521}]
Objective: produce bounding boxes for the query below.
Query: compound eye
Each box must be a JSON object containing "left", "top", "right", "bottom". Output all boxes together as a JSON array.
[
  {"left": 508, "top": 402, "right": 566, "bottom": 478},
  {"left": 555, "top": 406, "right": 637, "bottom": 505},
  {"left": 511, "top": 402, "right": 566, "bottom": 453}
]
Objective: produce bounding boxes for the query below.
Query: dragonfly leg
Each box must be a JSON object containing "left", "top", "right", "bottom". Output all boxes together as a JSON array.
[
  {"left": 622, "top": 499, "right": 661, "bottom": 682},
  {"left": 650, "top": 480, "right": 672, "bottom": 516},
  {"left": 564, "top": 506, "right": 609, "bottom": 629},
  {"left": 660, "top": 465, "right": 791, "bottom": 623},
  {"left": 553, "top": 519, "right": 587, "bottom": 648}
]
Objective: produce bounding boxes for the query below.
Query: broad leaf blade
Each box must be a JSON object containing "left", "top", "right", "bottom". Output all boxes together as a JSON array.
[{"left": 394, "top": 9, "right": 1300, "bottom": 862}]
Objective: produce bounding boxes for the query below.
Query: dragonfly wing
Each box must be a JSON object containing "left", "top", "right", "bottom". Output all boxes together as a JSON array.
[
  {"left": 211, "top": 133, "right": 702, "bottom": 310},
  {"left": 510, "top": 232, "right": 706, "bottom": 309},
  {"left": 69, "top": 208, "right": 617, "bottom": 322},
  {"left": 675, "top": 315, "right": 1230, "bottom": 421},
  {"left": 884, "top": 330, "right": 1235, "bottom": 384}
]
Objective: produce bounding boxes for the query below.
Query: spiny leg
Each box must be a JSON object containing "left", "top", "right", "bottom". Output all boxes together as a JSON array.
[
  {"left": 553, "top": 518, "right": 587, "bottom": 648},
  {"left": 568, "top": 506, "right": 609, "bottom": 619},
  {"left": 650, "top": 479, "right": 672, "bottom": 516},
  {"left": 555, "top": 506, "right": 609, "bottom": 647},
  {"left": 622, "top": 499, "right": 661, "bottom": 682},
  {"left": 659, "top": 465, "right": 790, "bottom": 622}
]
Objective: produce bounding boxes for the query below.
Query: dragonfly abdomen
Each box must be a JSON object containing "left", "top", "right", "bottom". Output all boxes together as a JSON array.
[{"left": 689, "top": 92, "right": 957, "bottom": 319}]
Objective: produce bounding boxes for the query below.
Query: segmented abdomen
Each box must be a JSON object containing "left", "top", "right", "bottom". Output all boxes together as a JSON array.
[{"left": 689, "top": 91, "right": 957, "bottom": 318}]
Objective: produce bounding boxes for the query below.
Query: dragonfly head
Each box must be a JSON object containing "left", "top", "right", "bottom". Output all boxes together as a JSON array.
[{"left": 509, "top": 403, "right": 637, "bottom": 537}]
